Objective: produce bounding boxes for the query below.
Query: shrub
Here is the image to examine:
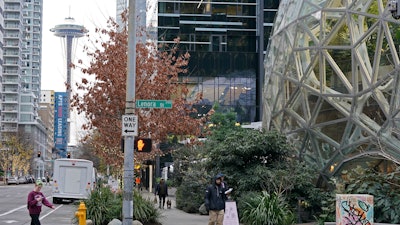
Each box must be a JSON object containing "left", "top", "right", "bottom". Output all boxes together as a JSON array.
[
  {"left": 81, "top": 187, "right": 161, "bottom": 225},
  {"left": 133, "top": 190, "right": 162, "bottom": 224},
  {"left": 175, "top": 167, "right": 209, "bottom": 213},
  {"left": 240, "top": 191, "right": 295, "bottom": 225},
  {"left": 83, "top": 187, "right": 122, "bottom": 225}
]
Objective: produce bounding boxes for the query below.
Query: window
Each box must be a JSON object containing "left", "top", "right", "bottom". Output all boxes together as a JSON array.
[{"left": 210, "top": 35, "right": 227, "bottom": 52}]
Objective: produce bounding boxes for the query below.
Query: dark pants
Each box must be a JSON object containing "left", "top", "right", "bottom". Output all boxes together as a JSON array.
[
  {"left": 158, "top": 195, "right": 166, "bottom": 208},
  {"left": 30, "top": 214, "right": 41, "bottom": 225}
]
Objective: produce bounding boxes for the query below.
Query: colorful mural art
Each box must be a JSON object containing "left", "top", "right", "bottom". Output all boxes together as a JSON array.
[{"left": 336, "top": 194, "right": 373, "bottom": 225}]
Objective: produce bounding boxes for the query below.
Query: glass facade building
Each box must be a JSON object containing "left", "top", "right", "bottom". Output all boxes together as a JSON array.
[
  {"left": 263, "top": 0, "right": 400, "bottom": 182},
  {"left": 158, "top": 0, "right": 280, "bottom": 122}
]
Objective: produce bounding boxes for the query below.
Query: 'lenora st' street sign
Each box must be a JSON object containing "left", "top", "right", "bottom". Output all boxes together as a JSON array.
[{"left": 136, "top": 100, "right": 172, "bottom": 109}]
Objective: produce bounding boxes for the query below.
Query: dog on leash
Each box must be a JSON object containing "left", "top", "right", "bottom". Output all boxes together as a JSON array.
[{"left": 166, "top": 199, "right": 172, "bottom": 209}]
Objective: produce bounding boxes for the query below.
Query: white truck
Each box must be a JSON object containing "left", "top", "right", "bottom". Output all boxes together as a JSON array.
[{"left": 52, "top": 158, "right": 96, "bottom": 204}]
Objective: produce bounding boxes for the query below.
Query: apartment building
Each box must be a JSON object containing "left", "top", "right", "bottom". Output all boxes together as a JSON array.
[
  {"left": 3, "top": 0, "right": 23, "bottom": 134},
  {"left": 3, "top": 0, "right": 50, "bottom": 177},
  {"left": 0, "top": 3, "right": 4, "bottom": 135}
]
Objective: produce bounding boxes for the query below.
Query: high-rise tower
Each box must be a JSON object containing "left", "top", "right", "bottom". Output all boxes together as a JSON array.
[{"left": 50, "top": 17, "right": 87, "bottom": 154}]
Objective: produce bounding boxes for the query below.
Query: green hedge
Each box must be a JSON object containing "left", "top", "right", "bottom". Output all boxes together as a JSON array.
[{"left": 80, "top": 187, "right": 161, "bottom": 225}]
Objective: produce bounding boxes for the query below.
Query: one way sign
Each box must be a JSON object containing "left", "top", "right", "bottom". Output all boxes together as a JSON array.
[{"left": 122, "top": 115, "right": 138, "bottom": 136}]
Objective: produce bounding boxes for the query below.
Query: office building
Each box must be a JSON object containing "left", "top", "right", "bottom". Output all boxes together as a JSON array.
[
  {"left": 157, "top": 0, "right": 280, "bottom": 122},
  {"left": 39, "top": 90, "right": 55, "bottom": 172},
  {"left": 116, "top": 0, "right": 152, "bottom": 40},
  {"left": 39, "top": 90, "right": 55, "bottom": 152},
  {"left": 116, "top": 0, "right": 128, "bottom": 31}
]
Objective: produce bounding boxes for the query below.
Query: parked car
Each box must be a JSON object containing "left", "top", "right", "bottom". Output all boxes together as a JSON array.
[
  {"left": 6, "top": 176, "right": 19, "bottom": 185},
  {"left": 25, "top": 175, "right": 34, "bottom": 183},
  {"left": 18, "top": 176, "right": 28, "bottom": 184}
]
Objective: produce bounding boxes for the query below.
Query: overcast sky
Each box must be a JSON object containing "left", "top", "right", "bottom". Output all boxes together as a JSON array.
[
  {"left": 41, "top": 0, "right": 116, "bottom": 92},
  {"left": 41, "top": 0, "right": 117, "bottom": 144}
]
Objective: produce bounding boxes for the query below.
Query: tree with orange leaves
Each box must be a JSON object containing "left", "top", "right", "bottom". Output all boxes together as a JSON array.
[{"left": 71, "top": 16, "right": 203, "bottom": 168}]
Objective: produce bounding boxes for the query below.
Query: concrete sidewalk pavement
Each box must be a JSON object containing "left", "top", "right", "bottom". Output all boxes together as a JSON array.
[
  {"left": 139, "top": 188, "right": 317, "bottom": 225},
  {"left": 139, "top": 188, "right": 209, "bottom": 225}
]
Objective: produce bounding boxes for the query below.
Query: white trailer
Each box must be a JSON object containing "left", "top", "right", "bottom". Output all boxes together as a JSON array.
[{"left": 52, "top": 158, "right": 95, "bottom": 204}]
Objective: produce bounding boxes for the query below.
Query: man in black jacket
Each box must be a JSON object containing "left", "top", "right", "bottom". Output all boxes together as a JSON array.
[
  {"left": 205, "top": 174, "right": 227, "bottom": 225},
  {"left": 155, "top": 178, "right": 168, "bottom": 209}
]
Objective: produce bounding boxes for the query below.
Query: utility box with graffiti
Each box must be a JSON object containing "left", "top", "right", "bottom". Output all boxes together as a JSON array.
[{"left": 336, "top": 194, "right": 373, "bottom": 225}]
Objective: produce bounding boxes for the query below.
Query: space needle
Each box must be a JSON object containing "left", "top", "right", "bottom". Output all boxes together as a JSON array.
[{"left": 50, "top": 17, "right": 87, "bottom": 153}]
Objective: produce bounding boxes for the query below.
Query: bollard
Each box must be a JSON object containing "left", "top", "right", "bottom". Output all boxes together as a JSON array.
[{"left": 75, "top": 201, "right": 87, "bottom": 225}]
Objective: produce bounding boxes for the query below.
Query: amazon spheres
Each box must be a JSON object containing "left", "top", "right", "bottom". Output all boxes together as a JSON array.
[{"left": 262, "top": 0, "right": 400, "bottom": 184}]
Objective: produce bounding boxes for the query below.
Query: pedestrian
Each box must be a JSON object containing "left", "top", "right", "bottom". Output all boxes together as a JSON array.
[
  {"left": 27, "top": 179, "right": 55, "bottom": 225},
  {"left": 217, "top": 173, "right": 228, "bottom": 189},
  {"left": 135, "top": 176, "right": 142, "bottom": 191},
  {"left": 46, "top": 175, "right": 50, "bottom": 186},
  {"left": 205, "top": 174, "right": 227, "bottom": 225},
  {"left": 155, "top": 178, "right": 168, "bottom": 209}
]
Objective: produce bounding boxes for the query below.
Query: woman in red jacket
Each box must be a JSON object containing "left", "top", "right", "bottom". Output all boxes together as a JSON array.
[{"left": 27, "top": 179, "right": 55, "bottom": 225}]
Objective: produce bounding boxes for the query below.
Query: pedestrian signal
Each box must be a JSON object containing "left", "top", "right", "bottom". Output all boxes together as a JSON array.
[{"left": 134, "top": 138, "right": 152, "bottom": 152}]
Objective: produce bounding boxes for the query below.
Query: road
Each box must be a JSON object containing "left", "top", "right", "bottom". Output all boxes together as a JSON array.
[{"left": 0, "top": 183, "right": 77, "bottom": 225}]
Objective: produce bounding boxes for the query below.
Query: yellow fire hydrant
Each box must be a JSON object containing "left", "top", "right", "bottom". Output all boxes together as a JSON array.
[{"left": 75, "top": 201, "right": 87, "bottom": 225}]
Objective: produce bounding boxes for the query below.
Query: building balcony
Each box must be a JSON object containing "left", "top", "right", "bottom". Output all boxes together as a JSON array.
[
  {"left": 2, "top": 78, "right": 20, "bottom": 84},
  {"left": 3, "top": 51, "right": 20, "bottom": 57},
  {"left": 2, "top": 106, "right": 18, "bottom": 112},
  {"left": 5, "top": 7, "right": 21, "bottom": 11},
  {"left": 3, "top": 69, "right": 19, "bottom": 74},
  {"left": 5, "top": 0, "right": 23, "bottom": 3},
  {"left": 2, "top": 88, "right": 19, "bottom": 94},
  {"left": 4, "top": 24, "right": 21, "bottom": 29},
  {"left": 3, "top": 61, "right": 20, "bottom": 66},
  {"left": 1, "top": 117, "right": 18, "bottom": 123},
  {"left": 2, "top": 98, "right": 19, "bottom": 104},
  {"left": 1, "top": 126, "right": 18, "bottom": 133},
  {"left": 4, "top": 42, "right": 20, "bottom": 47}
]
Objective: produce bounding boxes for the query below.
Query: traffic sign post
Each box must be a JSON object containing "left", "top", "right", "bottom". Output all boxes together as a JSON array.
[
  {"left": 136, "top": 100, "right": 172, "bottom": 109},
  {"left": 122, "top": 115, "right": 138, "bottom": 136}
]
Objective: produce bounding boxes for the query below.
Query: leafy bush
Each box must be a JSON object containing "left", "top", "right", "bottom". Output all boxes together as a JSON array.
[
  {"left": 81, "top": 187, "right": 161, "bottom": 225},
  {"left": 172, "top": 143, "right": 211, "bottom": 213},
  {"left": 175, "top": 165, "right": 209, "bottom": 213},
  {"left": 83, "top": 187, "right": 122, "bottom": 225},
  {"left": 133, "top": 191, "right": 162, "bottom": 224},
  {"left": 339, "top": 165, "right": 400, "bottom": 223},
  {"left": 240, "top": 191, "right": 295, "bottom": 225}
]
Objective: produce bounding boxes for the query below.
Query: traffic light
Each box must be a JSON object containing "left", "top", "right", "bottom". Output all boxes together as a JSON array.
[
  {"left": 67, "top": 152, "right": 71, "bottom": 158},
  {"left": 37, "top": 151, "right": 41, "bottom": 158},
  {"left": 134, "top": 138, "right": 152, "bottom": 152}
]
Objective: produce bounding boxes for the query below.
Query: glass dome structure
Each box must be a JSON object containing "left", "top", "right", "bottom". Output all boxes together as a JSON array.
[{"left": 263, "top": 0, "right": 400, "bottom": 182}]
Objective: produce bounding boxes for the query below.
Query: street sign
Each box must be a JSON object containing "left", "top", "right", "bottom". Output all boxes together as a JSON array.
[
  {"left": 122, "top": 115, "right": 138, "bottom": 136},
  {"left": 136, "top": 100, "right": 172, "bottom": 109}
]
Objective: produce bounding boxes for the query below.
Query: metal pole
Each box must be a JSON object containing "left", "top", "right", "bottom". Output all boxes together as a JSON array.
[{"left": 122, "top": 0, "right": 137, "bottom": 224}]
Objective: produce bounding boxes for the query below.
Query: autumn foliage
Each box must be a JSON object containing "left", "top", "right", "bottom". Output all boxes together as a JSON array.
[{"left": 72, "top": 17, "right": 203, "bottom": 167}]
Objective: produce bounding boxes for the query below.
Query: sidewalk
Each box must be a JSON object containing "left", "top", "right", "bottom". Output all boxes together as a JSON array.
[
  {"left": 139, "top": 188, "right": 209, "bottom": 225},
  {"left": 139, "top": 188, "right": 317, "bottom": 225}
]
